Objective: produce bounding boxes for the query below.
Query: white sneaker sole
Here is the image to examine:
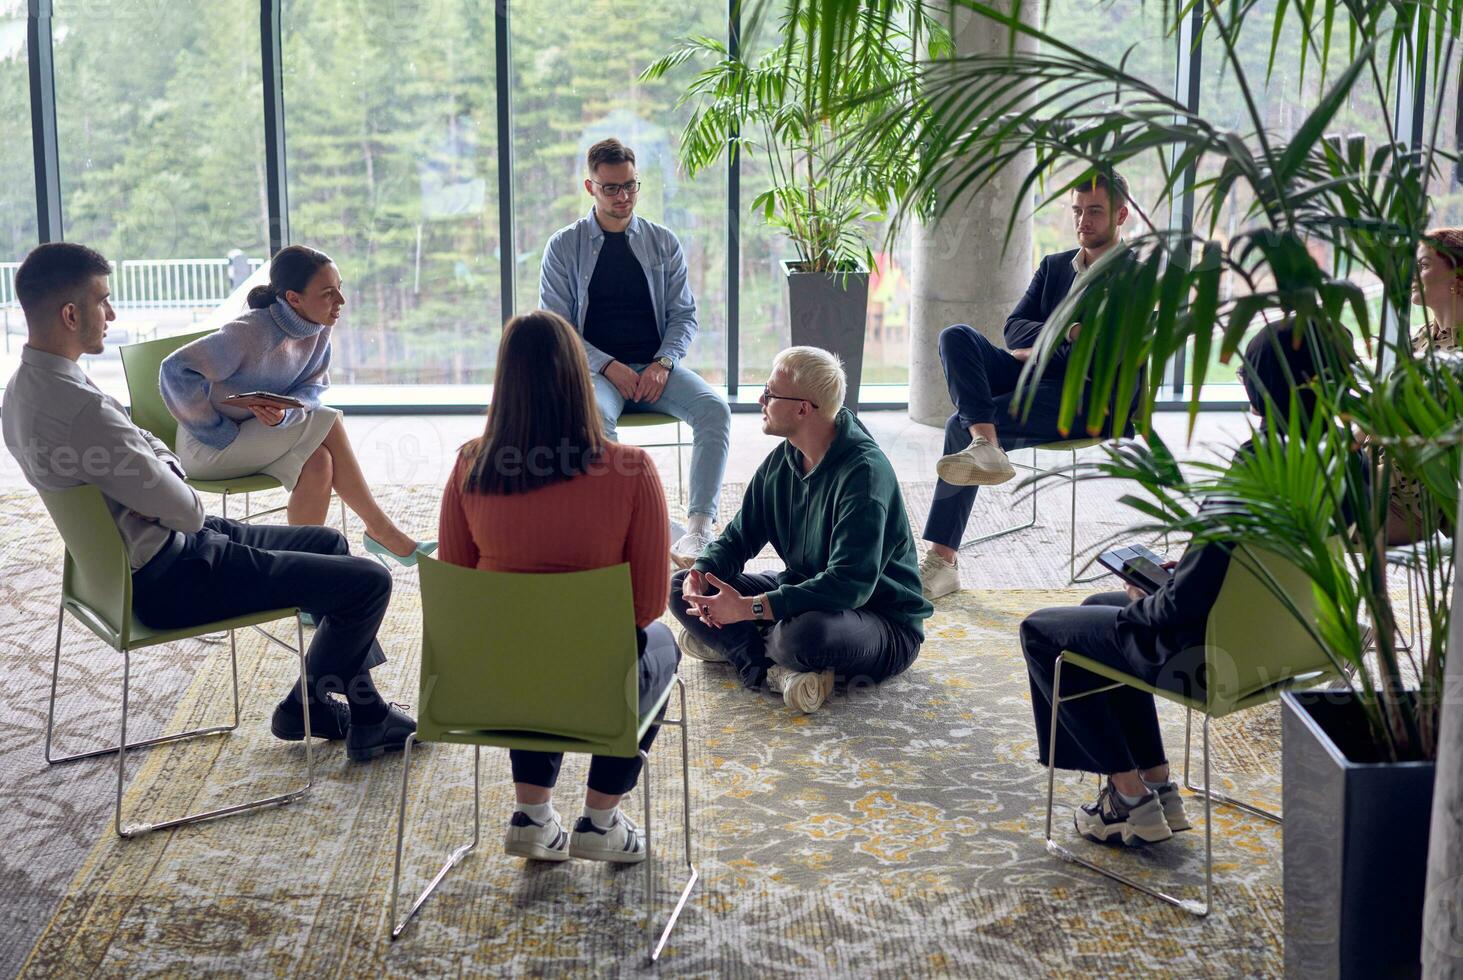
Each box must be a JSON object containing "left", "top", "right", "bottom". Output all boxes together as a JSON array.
[
  {"left": 678, "top": 630, "right": 728, "bottom": 663},
  {"left": 1075, "top": 812, "right": 1173, "bottom": 845},
  {"left": 784, "top": 670, "right": 835, "bottom": 714},
  {"left": 935, "top": 453, "right": 1016, "bottom": 487},
  {"left": 504, "top": 837, "right": 571, "bottom": 862},
  {"left": 921, "top": 574, "right": 960, "bottom": 600},
  {"left": 569, "top": 838, "right": 647, "bottom": 864},
  {"left": 669, "top": 550, "right": 698, "bottom": 570}
]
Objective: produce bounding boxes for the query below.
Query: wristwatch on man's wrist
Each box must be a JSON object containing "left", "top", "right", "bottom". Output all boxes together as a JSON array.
[
  {"left": 750, "top": 595, "right": 766, "bottom": 620},
  {"left": 656, "top": 355, "right": 674, "bottom": 372}
]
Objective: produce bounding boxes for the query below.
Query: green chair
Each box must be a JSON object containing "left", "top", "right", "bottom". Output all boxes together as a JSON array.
[
  {"left": 119, "top": 330, "right": 346, "bottom": 529},
  {"left": 39, "top": 484, "right": 313, "bottom": 838},
  {"left": 965, "top": 438, "right": 1105, "bottom": 583},
  {"left": 1043, "top": 544, "right": 1337, "bottom": 916},
  {"left": 617, "top": 411, "right": 689, "bottom": 505},
  {"left": 388, "top": 557, "right": 696, "bottom": 962}
]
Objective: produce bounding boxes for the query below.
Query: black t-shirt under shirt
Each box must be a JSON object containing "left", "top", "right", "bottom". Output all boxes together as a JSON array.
[{"left": 583, "top": 230, "right": 661, "bottom": 365}]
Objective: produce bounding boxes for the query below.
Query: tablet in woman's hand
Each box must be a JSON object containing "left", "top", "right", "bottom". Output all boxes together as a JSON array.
[{"left": 223, "top": 391, "right": 305, "bottom": 410}]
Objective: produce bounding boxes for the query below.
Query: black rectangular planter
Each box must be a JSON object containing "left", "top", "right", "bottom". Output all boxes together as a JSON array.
[
  {"left": 783, "top": 264, "right": 869, "bottom": 413},
  {"left": 1282, "top": 689, "right": 1436, "bottom": 979}
]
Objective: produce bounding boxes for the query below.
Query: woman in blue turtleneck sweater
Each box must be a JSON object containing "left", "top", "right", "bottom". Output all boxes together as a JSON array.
[{"left": 161, "top": 245, "right": 432, "bottom": 564}]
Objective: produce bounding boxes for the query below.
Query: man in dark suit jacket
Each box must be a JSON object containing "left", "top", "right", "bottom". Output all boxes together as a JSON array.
[{"left": 920, "top": 171, "right": 1131, "bottom": 599}]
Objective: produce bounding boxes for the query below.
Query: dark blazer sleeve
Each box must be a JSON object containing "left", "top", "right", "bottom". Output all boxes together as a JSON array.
[{"left": 1003, "top": 257, "right": 1052, "bottom": 349}]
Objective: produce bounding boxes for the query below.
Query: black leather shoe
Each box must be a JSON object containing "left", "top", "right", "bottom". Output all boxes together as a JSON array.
[
  {"left": 346, "top": 703, "right": 417, "bottom": 762},
  {"left": 270, "top": 696, "right": 351, "bottom": 741}
]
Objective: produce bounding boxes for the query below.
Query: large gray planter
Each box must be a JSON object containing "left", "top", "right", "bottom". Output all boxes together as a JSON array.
[
  {"left": 1282, "top": 689, "right": 1436, "bottom": 979},
  {"left": 783, "top": 263, "right": 869, "bottom": 413}
]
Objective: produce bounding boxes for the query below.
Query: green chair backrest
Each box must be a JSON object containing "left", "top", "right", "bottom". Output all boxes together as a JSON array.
[
  {"left": 416, "top": 556, "right": 643, "bottom": 756},
  {"left": 1202, "top": 543, "right": 1333, "bottom": 714},
  {"left": 36, "top": 484, "right": 133, "bottom": 649},
  {"left": 119, "top": 329, "right": 214, "bottom": 451}
]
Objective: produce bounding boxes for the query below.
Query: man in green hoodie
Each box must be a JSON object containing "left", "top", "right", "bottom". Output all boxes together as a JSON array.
[{"left": 671, "top": 346, "right": 932, "bottom": 714}]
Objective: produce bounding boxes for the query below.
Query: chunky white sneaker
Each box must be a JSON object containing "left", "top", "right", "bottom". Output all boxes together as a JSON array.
[
  {"left": 766, "top": 666, "right": 835, "bottom": 714},
  {"left": 1075, "top": 781, "right": 1172, "bottom": 845},
  {"left": 919, "top": 551, "right": 960, "bottom": 599},
  {"left": 504, "top": 808, "right": 570, "bottom": 862},
  {"left": 569, "top": 810, "right": 646, "bottom": 864},
  {"left": 936, "top": 436, "right": 1016, "bottom": 486},
  {"left": 670, "top": 529, "right": 716, "bottom": 569},
  {"left": 1151, "top": 781, "right": 1192, "bottom": 832},
  {"left": 678, "top": 629, "right": 728, "bottom": 663}
]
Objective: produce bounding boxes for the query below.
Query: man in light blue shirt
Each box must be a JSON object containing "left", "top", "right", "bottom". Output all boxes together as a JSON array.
[{"left": 539, "top": 137, "right": 730, "bottom": 566}]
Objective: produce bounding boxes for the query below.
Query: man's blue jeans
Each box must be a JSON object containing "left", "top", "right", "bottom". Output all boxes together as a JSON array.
[{"left": 593, "top": 363, "right": 731, "bottom": 520}]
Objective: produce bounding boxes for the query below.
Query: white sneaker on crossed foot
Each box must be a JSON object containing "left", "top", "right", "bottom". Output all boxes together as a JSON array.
[
  {"left": 766, "top": 666, "right": 835, "bottom": 714},
  {"left": 936, "top": 436, "right": 1016, "bottom": 486}
]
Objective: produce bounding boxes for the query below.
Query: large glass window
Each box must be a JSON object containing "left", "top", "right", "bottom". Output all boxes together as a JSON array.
[
  {"left": 1032, "top": 0, "right": 1177, "bottom": 262},
  {"left": 53, "top": 0, "right": 266, "bottom": 397},
  {"left": 511, "top": 0, "right": 728, "bottom": 385},
  {"left": 282, "top": 0, "right": 501, "bottom": 388},
  {"left": 0, "top": 1, "right": 36, "bottom": 372},
  {"left": 1193, "top": 3, "right": 1393, "bottom": 394}
]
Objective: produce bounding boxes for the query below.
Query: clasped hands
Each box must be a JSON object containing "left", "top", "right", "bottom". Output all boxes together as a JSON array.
[
  {"left": 681, "top": 569, "right": 757, "bottom": 628},
  {"left": 603, "top": 359, "right": 669, "bottom": 403}
]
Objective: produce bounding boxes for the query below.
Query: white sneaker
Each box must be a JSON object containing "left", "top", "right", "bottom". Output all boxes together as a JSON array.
[
  {"left": 919, "top": 551, "right": 960, "bottom": 599},
  {"left": 670, "top": 528, "right": 716, "bottom": 569},
  {"left": 766, "top": 666, "right": 835, "bottom": 714},
  {"left": 1075, "top": 781, "right": 1173, "bottom": 845},
  {"left": 1150, "top": 781, "right": 1192, "bottom": 832},
  {"left": 569, "top": 810, "right": 646, "bottom": 864},
  {"left": 936, "top": 436, "right": 1016, "bottom": 486},
  {"left": 504, "top": 808, "right": 570, "bottom": 862},
  {"left": 678, "top": 628, "right": 728, "bottom": 663}
]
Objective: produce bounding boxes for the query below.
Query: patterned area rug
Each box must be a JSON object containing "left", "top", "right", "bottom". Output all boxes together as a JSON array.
[{"left": 2, "top": 484, "right": 1288, "bottom": 977}]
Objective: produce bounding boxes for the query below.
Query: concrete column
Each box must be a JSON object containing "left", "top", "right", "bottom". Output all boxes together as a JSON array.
[{"left": 909, "top": 6, "right": 1035, "bottom": 426}]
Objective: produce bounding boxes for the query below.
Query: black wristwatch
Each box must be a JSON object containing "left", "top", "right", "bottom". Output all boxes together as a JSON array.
[{"left": 656, "top": 355, "right": 674, "bottom": 372}]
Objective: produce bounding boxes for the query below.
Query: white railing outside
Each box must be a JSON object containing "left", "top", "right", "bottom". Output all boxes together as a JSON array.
[{"left": 0, "top": 256, "right": 265, "bottom": 311}]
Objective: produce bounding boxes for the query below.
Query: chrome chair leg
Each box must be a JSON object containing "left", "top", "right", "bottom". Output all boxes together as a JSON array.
[
  {"left": 963, "top": 446, "right": 1039, "bottom": 548},
  {"left": 390, "top": 741, "right": 481, "bottom": 941},
  {"left": 108, "top": 616, "right": 312, "bottom": 838},
  {"left": 644, "top": 674, "right": 698, "bottom": 963},
  {"left": 1043, "top": 655, "right": 1208, "bottom": 916},
  {"left": 1067, "top": 449, "right": 1104, "bottom": 585},
  {"left": 1182, "top": 707, "right": 1281, "bottom": 823},
  {"left": 675, "top": 422, "right": 687, "bottom": 507},
  {"left": 46, "top": 607, "right": 241, "bottom": 766}
]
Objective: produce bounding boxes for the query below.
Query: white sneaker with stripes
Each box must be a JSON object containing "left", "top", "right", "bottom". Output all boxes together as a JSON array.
[
  {"left": 569, "top": 810, "right": 647, "bottom": 864},
  {"left": 504, "top": 808, "right": 570, "bottom": 862}
]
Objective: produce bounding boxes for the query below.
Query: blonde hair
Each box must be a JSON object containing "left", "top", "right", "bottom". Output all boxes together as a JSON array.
[{"left": 772, "top": 346, "right": 846, "bottom": 420}]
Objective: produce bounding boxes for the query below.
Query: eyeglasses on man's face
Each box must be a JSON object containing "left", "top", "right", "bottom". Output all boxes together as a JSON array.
[
  {"left": 760, "top": 384, "right": 818, "bottom": 409},
  {"left": 591, "top": 179, "right": 641, "bottom": 198}
]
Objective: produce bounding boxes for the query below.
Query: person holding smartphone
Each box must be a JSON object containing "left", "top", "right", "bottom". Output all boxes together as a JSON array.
[
  {"left": 1019, "top": 321, "right": 1345, "bottom": 847},
  {"left": 161, "top": 245, "right": 433, "bottom": 565}
]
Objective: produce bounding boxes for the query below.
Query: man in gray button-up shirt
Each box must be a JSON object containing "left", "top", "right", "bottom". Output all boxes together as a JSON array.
[
  {"left": 539, "top": 137, "right": 731, "bottom": 568},
  {"left": 3, "top": 242, "right": 415, "bottom": 762}
]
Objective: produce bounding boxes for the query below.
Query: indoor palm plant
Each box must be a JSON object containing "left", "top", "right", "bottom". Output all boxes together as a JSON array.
[
  {"left": 792, "top": 0, "right": 1463, "bottom": 972},
  {"left": 642, "top": 1, "right": 948, "bottom": 407}
]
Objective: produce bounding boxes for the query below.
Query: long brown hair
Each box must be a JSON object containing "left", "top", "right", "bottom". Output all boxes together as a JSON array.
[{"left": 461, "top": 309, "right": 605, "bottom": 495}]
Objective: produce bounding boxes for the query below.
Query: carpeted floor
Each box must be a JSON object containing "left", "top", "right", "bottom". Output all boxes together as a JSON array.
[{"left": 2, "top": 480, "right": 1289, "bottom": 977}]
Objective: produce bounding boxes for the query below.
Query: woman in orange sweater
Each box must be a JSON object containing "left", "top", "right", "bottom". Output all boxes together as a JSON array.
[{"left": 438, "top": 309, "right": 678, "bottom": 865}]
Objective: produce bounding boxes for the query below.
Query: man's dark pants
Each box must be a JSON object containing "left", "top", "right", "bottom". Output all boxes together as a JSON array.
[
  {"left": 1019, "top": 592, "right": 1167, "bottom": 775},
  {"left": 508, "top": 622, "right": 681, "bottom": 796},
  {"left": 923, "top": 324, "right": 1074, "bottom": 550},
  {"left": 131, "top": 517, "right": 392, "bottom": 707},
  {"left": 669, "top": 570, "right": 922, "bottom": 689}
]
